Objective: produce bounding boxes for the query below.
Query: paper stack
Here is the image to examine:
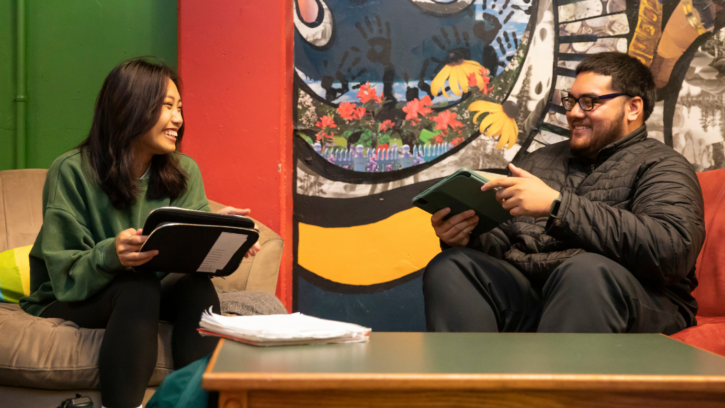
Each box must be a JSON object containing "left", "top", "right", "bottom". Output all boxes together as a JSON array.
[{"left": 198, "top": 308, "right": 372, "bottom": 347}]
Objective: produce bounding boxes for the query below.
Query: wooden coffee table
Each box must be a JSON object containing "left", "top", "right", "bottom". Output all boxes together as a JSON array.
[{"left": 203, "top": 332, "right": 725, "bottom": 407}]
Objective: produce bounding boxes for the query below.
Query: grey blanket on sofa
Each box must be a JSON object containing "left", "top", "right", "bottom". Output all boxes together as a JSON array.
[{"left": 216, "top": 290, "right": 288, "bottom": 316}]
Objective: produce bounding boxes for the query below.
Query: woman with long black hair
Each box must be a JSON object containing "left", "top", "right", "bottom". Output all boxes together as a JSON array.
[{"left": 19, "top": 58, "right": 260, "bottom": 408}]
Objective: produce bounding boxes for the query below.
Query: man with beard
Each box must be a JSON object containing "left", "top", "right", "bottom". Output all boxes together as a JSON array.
[{"left": 423, "top": 52, "right": 705, "bottom": 334}]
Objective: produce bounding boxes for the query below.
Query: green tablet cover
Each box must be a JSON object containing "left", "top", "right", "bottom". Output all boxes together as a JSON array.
[{"left": 412, "top": 168, "right": 513, "bottom": 236}]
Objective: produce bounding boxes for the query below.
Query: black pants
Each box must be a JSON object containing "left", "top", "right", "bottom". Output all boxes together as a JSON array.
[
  {"left": 41, "top": 272, "right": 221, "bottom": 408},
  {"left": 423, "top": 248, "right": 687, "bottom": 334}
]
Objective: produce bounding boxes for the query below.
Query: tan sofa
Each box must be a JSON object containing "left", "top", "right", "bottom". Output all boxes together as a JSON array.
[{"left": 0, "top": 169, "right": 284, "bottom": 406}]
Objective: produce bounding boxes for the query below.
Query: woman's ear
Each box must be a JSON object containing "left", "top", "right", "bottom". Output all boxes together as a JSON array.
[{"left": 627, "top": 96, "right": 645, "bottom": 122}]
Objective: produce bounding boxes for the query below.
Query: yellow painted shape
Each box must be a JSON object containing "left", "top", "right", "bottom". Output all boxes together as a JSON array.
[
  {"left": 14, "top": 245, "right": 32, "bottom": 297},
  {"left": 332, "top": 136, "right": 347, "bottom": 148},
  {"left": 299, "top": 207, "right": 442, "bottom": 285}
]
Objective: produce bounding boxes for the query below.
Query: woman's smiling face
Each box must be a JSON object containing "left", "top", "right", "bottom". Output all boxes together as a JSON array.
[{"left": 135, "top": 78, "right": 183, "bottom": 157}]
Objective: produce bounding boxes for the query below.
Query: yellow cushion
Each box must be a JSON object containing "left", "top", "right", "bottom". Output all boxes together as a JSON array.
[{"left": 0, "top": 245, "right": 32, "bottom": 303}]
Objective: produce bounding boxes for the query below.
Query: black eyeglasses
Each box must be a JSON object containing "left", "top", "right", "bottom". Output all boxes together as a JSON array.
[{"left": 563, "top": 93, "right": 630, "bottom": 111}]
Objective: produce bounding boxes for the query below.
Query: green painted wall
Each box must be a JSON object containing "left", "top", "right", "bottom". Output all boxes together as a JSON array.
[
  {"left": 1, "top": 0, "right": 177, "bottom": 170},
  {"left": 0, "top": 0, "right": 16, "bottom": 170}
]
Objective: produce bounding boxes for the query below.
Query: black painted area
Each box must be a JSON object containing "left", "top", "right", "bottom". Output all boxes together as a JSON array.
[
  {"left": 295, "top": 180, "right": 440, "bottom": 228},
  {"left": 297, "top": 271, "right": 427, "bottom": 332}
]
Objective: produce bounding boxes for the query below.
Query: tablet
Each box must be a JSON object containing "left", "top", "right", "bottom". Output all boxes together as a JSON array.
[
  {"left": 136, "top": 207, "right": 259, "bottom": 275},
  {"left": 142, "top": 207, "right": 255, "bottom": 235},
  {"left": 412, "top": 168, "right": 512, "bottom": 236},
  {"left": 136, "top": 223, "right": 259, "bottom": 275}
]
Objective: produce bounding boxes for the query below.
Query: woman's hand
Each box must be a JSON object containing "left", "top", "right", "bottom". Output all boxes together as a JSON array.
[
  {"left": 244, "top": 242, "right": 261, "bottom": 258},
  {"left": 216, "top": 206, "right": 251, "bottom": 216},
  {"left": 115, "top": 228, "right": 158, "bottom": 267},
  {"left": 216, "top": 207, "right": 262, "bottom": 258}
]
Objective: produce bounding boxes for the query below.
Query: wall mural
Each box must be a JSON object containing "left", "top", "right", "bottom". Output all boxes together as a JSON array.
[{"left": 293, "top": 0, "right": 725, "bottom": 331}]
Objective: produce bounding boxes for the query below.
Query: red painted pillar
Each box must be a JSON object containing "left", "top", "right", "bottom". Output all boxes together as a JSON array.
[{"left": 178, "top": 0, "right": 294, "bottom": 310}]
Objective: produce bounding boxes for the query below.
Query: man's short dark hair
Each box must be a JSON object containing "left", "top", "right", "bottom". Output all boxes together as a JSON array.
[{"left": 575, "top": 52, "right": 656, "bottom": 121}]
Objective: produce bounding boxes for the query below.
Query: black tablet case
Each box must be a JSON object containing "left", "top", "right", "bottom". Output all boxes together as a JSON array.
[
  {"left": 136, "top": 208, "right": 259, "bottom": 276},
  {"left": 412, "top": 169, "right": 513, "bottom": 236},
  {"left": 142, "top": 207, "right": 256, "bottom": 235}
]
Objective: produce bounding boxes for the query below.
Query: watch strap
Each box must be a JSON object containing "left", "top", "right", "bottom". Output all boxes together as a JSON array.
[{"left": 549, "top": 193, "right": 562, "bottom": 218}]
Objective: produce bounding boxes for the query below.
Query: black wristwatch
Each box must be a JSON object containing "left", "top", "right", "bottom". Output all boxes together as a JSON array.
[{"left": 549, "top": 193, "right": 562, "bottom": 218}]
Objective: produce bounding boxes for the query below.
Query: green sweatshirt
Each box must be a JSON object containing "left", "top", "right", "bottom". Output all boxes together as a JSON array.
[{"left": 20, "top": 149, "right": 211, "bottom": 317}]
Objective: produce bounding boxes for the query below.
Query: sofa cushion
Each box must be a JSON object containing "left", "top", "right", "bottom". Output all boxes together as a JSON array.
[
  {"left": 207, "top": 200, "right": 284, "bottom": 295},
  {"left": 0, "top": 303, "right": 173, "bottom": 390},
  {"left": 693, "top": 169, "right": 725, "bottom": 318},
  {"left": 0, "top": 245, "right": 32, "bottom": 303},
  {"left": 671, "top": 316, "right": 725, "bottom": 356},
  {"left": 0, "top": 169, "right": 47, "bottom": 252}
]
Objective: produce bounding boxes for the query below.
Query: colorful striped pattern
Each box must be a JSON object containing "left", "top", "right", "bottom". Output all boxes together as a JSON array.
[{"left": 0, "top": 245, "right": 32, "bottom": 303}]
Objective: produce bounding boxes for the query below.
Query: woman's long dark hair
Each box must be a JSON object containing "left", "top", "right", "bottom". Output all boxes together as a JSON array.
[{"left": 79, "top": 58, "right": 188, "bottom": 208}]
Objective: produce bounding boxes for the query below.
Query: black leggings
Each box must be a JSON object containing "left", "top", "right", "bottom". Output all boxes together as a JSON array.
[{"left": 41, "top": 272, "right": 221, "bottom": 408}]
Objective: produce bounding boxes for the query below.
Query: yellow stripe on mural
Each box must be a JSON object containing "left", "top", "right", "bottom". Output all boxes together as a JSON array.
[{"left": 298, "top": 207, "right": 442, "bottom": 285}]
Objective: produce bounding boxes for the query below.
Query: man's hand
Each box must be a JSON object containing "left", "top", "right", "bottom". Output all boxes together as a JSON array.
[
  {"left": 116, "top": 228, "right": 158, "bottom": 267},
  {"left": 482, "top": 163, "right": 560, "bottom": 218},
  {"left": 431, "top": 208, "right": 479, "bottom": 247},
  {"left": 215, "top": 206, "right": 261, "bottom": 258}
]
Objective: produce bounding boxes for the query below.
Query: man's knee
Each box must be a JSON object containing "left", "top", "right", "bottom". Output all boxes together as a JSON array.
[
  {"left": 543, "top": 253, "right": 631, "bottom": 298},
  {"left": 423, "top": 248, "right": 482, "bottom": 289},
  {"left": 425, "top": 248, "right": 460, "bottom": 279},
  {"left": 423, "top": 248, "right": 509, "bottom": 298}
]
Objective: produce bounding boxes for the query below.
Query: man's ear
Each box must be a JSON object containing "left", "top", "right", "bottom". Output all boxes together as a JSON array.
[{"left": 626, "top": 96, "right": 644, "bottom": 122}]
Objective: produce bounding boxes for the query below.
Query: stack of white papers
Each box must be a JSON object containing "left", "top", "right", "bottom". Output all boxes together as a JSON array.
[{"left": 198, "top": 308, "right": 372, "bottom": 347}]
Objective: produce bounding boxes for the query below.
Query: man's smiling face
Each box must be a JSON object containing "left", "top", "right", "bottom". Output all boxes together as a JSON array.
[{"left": 566, "top": 72, "right": 629, "bottom": 160}]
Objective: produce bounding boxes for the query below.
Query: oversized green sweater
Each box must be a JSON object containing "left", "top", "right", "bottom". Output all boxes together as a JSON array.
[{"left": 20, "top": 149, "right": 211, "bottom": 317}]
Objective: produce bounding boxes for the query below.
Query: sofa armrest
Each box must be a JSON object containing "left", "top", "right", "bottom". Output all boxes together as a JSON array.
[{"left": 207, "top": 200, "right": 283, "bottom": 295}]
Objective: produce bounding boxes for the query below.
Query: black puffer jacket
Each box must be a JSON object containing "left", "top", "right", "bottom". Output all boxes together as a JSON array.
[{"left": 470, "top": 126, "right": 705, "bottom": 322}]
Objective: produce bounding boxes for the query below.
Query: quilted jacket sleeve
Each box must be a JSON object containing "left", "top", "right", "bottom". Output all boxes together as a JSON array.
[{"left": 545, "top": 153, "right": 705, "bottom": 289}]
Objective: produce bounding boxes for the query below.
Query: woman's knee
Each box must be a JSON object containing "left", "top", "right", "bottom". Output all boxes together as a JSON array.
[
  {"left": 174, "top": 274, "right": 220, "bottom": 310},
  {"left": 110, "top": 272, "right": 161, "bottom": 311},
  {"left": 173, "top": 274, "right": 215, "bottom": 295}
]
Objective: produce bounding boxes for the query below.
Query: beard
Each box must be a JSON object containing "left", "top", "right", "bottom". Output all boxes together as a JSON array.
[{"left": 569, "top": 108, "right": 626, "bottom": 159}]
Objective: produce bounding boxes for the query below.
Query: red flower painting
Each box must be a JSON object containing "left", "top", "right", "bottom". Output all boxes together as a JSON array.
[
  {"left": 402, "top": 96, "right": 433, "bottom": 121},
  {"left": 316, "top": 131, "right": 333, "bottom": 141},
  {"left": 316, "top": 115, "right": 337, "bottom": 130},
  {"left": 337, "top": 102, "right": 356, "bottom": 121},
  {"left": 379, "top": 120, "right": 394, "bottom": 131},
  {"left": 357, "top": 82, "right": 382, "bottom": 103},
  {"left": 352, "top": 107, "right": 366, "bottom": 119},
  {"left": 431, "top": 111, "right": 463, "bottom": 131}
]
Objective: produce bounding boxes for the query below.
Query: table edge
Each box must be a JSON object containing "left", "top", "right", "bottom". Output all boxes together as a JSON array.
[
  {"left": 205, "top": 338, "right": 226, "bottom": 376},
  {"left": 205, "top": 337, "right": 725, "bottom": 393},
  {"left": 202, "top": 372, "right": 725, "bottom": 392}
]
